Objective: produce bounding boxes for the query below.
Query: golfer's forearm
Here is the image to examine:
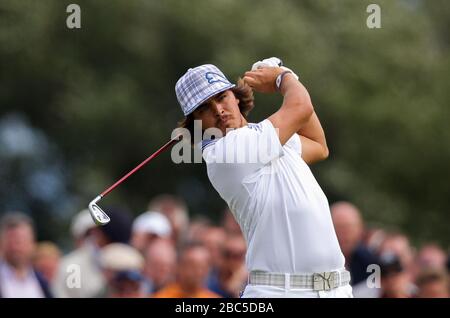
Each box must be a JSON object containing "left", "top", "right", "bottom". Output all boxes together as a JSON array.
[
  {"left": 280, "top": 74, "right": 328, "bottom": 163},
  {"left": 295, "top": 108, "right": 329, "bottom": 163},
  {"left": 268, "top": 74, "right": 314, "bottom": 145},
  {"left": 300, "top": 135, "right": 329, "bottom": 164},
  {"left": 279, "top": 75, "right": 314, "bottom": 128},
  {"left": 297, "top": 112, "right": 328, "bottom": 152}
]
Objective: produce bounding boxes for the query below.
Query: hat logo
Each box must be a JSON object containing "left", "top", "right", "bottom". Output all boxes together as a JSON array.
[{"left": 205, "top": 72, "right": 229, "bottom": 85}]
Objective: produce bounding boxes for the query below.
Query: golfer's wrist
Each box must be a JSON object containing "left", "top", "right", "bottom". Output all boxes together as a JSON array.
[
  {"left": 278, "top": 72, "right": 298, "bottom": 94},
  {"left": 276, "top": 70, "right": 292, "bottom": 90}
]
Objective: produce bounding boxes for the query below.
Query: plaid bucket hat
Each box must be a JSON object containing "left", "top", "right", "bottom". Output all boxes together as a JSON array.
[{"left": 175, "top": 64, "right": 235, "bottom": 116}]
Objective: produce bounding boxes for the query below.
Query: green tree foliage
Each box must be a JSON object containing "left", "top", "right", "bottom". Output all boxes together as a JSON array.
[{"left": 0, "top": 0, "right": 448, "bottom": 247}]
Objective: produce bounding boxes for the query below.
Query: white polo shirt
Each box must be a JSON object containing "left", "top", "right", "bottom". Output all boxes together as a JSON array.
[
  {"left": 202, "top": 119, "right": 345, "bottom": 274},
  {"left": 0, "top": 262, "right": 45, "bottom": 298}
]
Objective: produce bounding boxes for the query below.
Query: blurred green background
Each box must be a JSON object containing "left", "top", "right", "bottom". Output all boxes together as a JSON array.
[{"left": 0, "top": 0, "right": 448, "bottom": 248}]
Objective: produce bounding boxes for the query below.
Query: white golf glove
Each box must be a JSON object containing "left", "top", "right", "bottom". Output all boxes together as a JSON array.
[{"left": 251, "top": 57, "right": 299, "bottom": 81}]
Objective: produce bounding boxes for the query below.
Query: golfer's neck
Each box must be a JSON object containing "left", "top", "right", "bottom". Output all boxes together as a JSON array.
[
  {"left": 224, "top": 117, "right": 247, "bottom": 135},
  {"left": 239, "top": 116, "right": 248, "bottom": 128}
]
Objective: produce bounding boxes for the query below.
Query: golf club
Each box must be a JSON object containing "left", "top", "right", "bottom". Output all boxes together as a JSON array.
[{"left": 88, "top": 134, "right": 183, "bottom": 225}]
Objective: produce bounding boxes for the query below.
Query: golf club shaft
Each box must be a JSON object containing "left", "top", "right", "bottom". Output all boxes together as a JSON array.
[{"left": 100, "top": 134, "right": 182, "bottom": 198}]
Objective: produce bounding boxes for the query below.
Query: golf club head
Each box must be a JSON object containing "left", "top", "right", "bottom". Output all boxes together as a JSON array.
[{"left": 88, "top": 195, "right": 111, "bottom": 226}]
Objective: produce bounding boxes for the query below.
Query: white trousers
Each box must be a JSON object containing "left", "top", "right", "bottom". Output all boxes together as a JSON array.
[{"left": 241, "top": 284, "right": 353, "bottom": 298}]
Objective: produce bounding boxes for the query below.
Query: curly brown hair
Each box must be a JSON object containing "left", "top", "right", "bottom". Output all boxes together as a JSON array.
[{"left": 177, "top": 78, "right": 254, "bottom": 143}]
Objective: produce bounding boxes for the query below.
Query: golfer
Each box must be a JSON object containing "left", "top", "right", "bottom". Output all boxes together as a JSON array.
[{"left": 175, "top": 59, "right": 353, "bottom": 298}]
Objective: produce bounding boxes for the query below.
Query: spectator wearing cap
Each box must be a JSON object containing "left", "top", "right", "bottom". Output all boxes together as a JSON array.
[
  {"left": 131, "top": 211, "right": 173, "bottom": 254},
  {"left": 0, "top": 212, "right": 52, "bottom": 298},
  {"left": 415, "top": 269, "right": 449, "bottom": 298},
  {"left": 148, "top": 194, "right": 190, "bottom": 247},
  {"left": 331, "top": 202, "right": 379, "bottom": 286},
  {"left": 33, "top": 241, "right": 61, "bottom": 286},
  {"left": 70, "top": 208, "right": 97, "bottom": 248},
  {"left": 143, "top": 238, "right": 177, "bottom": 293},
  {"left": 100, "top": 243, "right": 146, "bottom": 298},
  {"left": 53, "top": 207, "right": 133, "bottom": 298},
  {"left": 153, "top": 243, "right": 220, "bottom": 298}
]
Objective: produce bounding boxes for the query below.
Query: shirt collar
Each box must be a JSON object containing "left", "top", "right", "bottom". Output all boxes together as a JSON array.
[
  {"left": 0, "top": 260, "right": 35, "bottom": 281},
  {"left": 198, "top": 123, "right": 258, "bottom": 152}
]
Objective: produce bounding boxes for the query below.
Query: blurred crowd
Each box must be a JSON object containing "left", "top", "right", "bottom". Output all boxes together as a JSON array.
[{"left": 0, "top": 195, "right": 448, "bottom": 298}]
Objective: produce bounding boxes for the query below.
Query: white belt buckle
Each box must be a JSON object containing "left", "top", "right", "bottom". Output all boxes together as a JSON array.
[{"left": 313, "top": 272, "right": 335, "bottom": 291}]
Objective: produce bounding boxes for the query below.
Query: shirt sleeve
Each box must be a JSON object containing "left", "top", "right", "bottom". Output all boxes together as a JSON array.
[
  {"left": 203, "top": 119, "right": 284, "bottom": 166},
  {"left": 245, "top": 119, "right": 285, "bottom": 164},
  {"left": 202, "top": 119, "right": 284, "bottom": 201},
  {"left": 285, "top": 132, "right": 302, "bottom": 156}
]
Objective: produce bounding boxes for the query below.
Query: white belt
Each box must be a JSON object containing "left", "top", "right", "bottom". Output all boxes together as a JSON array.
[{"left": 248, "top": 269, "right": 351, "bottom": 291}]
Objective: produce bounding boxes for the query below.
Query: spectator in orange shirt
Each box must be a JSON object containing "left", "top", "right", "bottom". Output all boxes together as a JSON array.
[
  {"left": 153, "top": 243, "right": 220, "bottom": 298},
  {"left": 143, "top": 238, "right": 177, "bottom": 293}
]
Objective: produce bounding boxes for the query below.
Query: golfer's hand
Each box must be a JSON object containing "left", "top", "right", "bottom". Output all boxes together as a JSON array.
[{"left": 243, "top": 67, "right": 284, "bottom": 93}]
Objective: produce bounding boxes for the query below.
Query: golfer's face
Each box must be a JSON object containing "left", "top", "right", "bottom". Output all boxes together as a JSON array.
[{"left": 192, "top": 90, "right": 242, "bottom": 134}]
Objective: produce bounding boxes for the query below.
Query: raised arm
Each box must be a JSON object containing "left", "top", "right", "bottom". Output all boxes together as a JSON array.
[
  {"left": 243, "top": 67, "right": 314, "bottom": 145},
  {"left": 297, "top": 112, "right": 329, "bottom": 164}
]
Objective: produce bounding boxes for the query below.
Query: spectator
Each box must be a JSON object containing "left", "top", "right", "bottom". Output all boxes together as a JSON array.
[
  {"left": 221, "top": 208, "right": 242, "bottom": 237},
  {"left": 33, "top": 241, "right": 61, "bottom": 285},
  {"left": 70, "top": 209, "right": 97, "bottom": 249},
  {"left": 153, "top": 243, "right": 220, "bottom": 298},
  {"left": 0, "top": 212, "right": 52, "bottom": 298},
  {"left": 331, "top": 201, "right": 379, "bottom": 285},
  {"left": 100, "top": 243, "right": 146, "bottom": 298},
  {"left": 208, "top": 235, "right": 247, "bottom": 298},
  {"left": 199, "top": 226, "right": 226, "bottom": 272},
  {"left": 415, "top": 269, "right": 449, "bottom": 298},
  {"left": 415, "top": 244, "right": 447, "bottom": 272},
  {"left": 378, "top": 251, "right": 412, "bottom": 298},
  {"left": 186, "top": 216, "right": 212, "bottom": 243},
  {"left": 131, "top": 211, "right": 172, "bottom": 254},
  {"left": 363, "top": 227, "right": 386, "bottom": 254},
  {"left": 148, "top": 194, "right": 189, "bottom": 246},
  {"left": 53, "top": 207, "right": 133, "bottom": 298},
  {"left": 367, "top": 233, "right": 417, "bottom": 298},
  {"left": 379, "top": 232, "right": 416, "bottom": 279},
  {"left": 447, "top": 254, "right": 450, "bottom": 272},
  {"left": 143, "top": 238, "right": 177, "bottom": 293}
]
